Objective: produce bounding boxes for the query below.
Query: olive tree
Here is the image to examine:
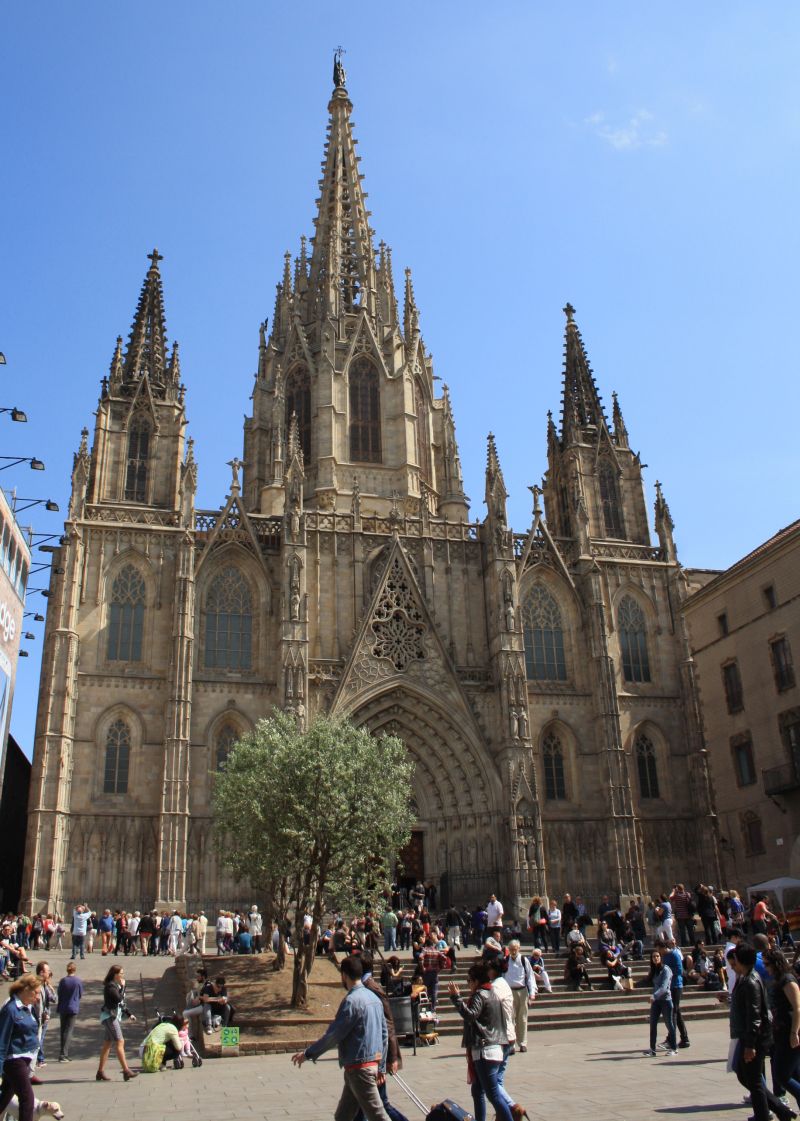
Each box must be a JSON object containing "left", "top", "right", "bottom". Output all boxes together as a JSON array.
[{"left": 212, "top": 709, "right": 415, "bottom": 1007}]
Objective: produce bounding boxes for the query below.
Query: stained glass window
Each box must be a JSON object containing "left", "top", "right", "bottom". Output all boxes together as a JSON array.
[
  {"left": 523, "top": 585, "right": 567, "bottom": 681},
  {"left": 349, "top": 358, "right": 382, "bottom": 463},
  {"left": 125, "top": 416, "right": 151, "bottom": 502},
  {"left": 542, "top": 731, "right": 567, "bottom": 800},
  {"left": 635, "top": 732, "right": 660, "bottom": 798},
  {"left": 205, "top": 567, "right": 253, "bottom": 670},
  {"left": 103, "top": 719, "right": 131, "bottom": 794},
  {"left": 598, "top": 460, "right": 625, "bottom": 538},
  {"left": 107, "top": 565, "right": 146, "bottom": 662},
  {"left": 216, "top": 723, "right": 240, "bottom": 771},
  {"left": 618, "top": 595, "right": 651, "bottom": 683}
]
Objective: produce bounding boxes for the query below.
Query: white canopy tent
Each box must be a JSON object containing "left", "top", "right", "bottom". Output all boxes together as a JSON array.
[{"left": 747, "top": 876, "right": 800, "bottom": 911}]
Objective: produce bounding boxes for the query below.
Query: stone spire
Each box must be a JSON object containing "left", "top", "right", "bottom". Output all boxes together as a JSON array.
[
  {"left": 559, "top": 303, "right": 607, "bottom": 445},
  {"left": 654, "top": 480, "right": 677, "bottom": 562},
  {"left": 122, "top": 249, "right": 170, "bottom": 393},
  {"left": 612, "top": 390, "right": 629, "bottom": 448},
  {"left": 485, "top": 432, "right": 508, "bottom": 525},
  {"left": 307, "top": 61, "right": 377, "bottom": 321}
]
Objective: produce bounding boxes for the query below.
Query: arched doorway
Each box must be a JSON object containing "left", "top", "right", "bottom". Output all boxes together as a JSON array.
[{"left": 347, "top": 684, "right": 504, "bottom": 907}]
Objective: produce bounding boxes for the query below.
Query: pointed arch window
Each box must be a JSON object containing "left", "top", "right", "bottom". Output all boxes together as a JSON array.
[
  {"left": 598, "top": 459, "right": 625, "bottom": 538},
  {"left": 741, "top": 810, "right": 765, "bottom": 857},
  {"left": 523, "top": 584, "right": 567, "bottom": 681},
  {"left": 635, "top": 732, "right": 660, "bottom": 799},
  {"left": 215, "top": 722, "right": 240, "bottom": 771},
  {"left": 204, "top": 566, "right": 253, "bottom": 671},
  {"left": 125, "top": 415, "right": 151, "bottom": 502},
  {"left": 107, "top": 564, "right": 146, "bottom": 662},
  {"left": 103, "top": 719, "right": 131, "bottom": 794},
  {"left": 414, "top": 378, "right": 431, "bottom": 485},
  {"left": 542, "top": 730, "right": 567, "bottom": 800},
  {"left": 285, "top": 365, "right": 311, "bottom": 463},
  {"left": 618, "top": 595, "right": 651, "bottom": 683},
  {"left": 349, "top": 358, "right": 382, "bottom": 463}
]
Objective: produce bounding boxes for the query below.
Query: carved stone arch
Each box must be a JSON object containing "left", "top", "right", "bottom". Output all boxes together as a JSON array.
[
  {"left": 103, "top": 548, "right": 155, "bottom": 604},
  {"left": 206, "top": 708, "right": 253, "bottom": 776},
  {"left": 284, "top": 361, "right": 312, "bottom": 462},
  {"left": 609, "top": 581, "right": 658, "bottom": 630},
  {"left": 364, "top": 542, "right": 419, "bottom": 600},
  {"left": 611, "top": 583, "right": 657, "bottom": 685},
  {"left": 519, "top": 570, "right": 579, "bottom": 687},
  {"left": 347, "top": 354, "right": 382, "bottom": 464},
  {"left": 194, "top": 542, "right": 266, "bottom": 674}
]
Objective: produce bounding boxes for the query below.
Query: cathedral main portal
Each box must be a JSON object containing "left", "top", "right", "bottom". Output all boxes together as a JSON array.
[{"left": 349, "top": 685, "right": 507, "bottom": 909}]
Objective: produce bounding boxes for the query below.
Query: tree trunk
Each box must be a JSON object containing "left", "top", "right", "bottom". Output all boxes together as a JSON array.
[
  {"left": 290, "top": 922, "right": 319, "bottom": 1008},
  {"left": 273, "top": 926, "right": 287, "bottom": 971}
]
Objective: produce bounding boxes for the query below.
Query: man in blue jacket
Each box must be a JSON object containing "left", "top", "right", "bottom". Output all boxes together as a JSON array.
[{"left": 291, "top": 955, "right": 389, "bottom": 1121}]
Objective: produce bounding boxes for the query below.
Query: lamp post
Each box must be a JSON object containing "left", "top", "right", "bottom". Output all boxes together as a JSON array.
[
  {"left": 10, "top": 496, "right": 59, "bottom": 514},
  {"left": 0, "top": 408, "right": 27, "bottom": 423},
  {"left": 0, "top": 457, "right": 45, "bottom": 472}
]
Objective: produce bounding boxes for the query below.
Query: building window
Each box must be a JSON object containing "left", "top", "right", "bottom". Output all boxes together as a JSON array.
[
  {"left": 349, "top": 358, "right": 382, "bottom": 463},
  {"left": 103, "top": 719, "right": 131, "bottom": 794},
  {"left": 204, "top": 566, "right": 253, "bottom": 671},
  {"left": 763, "top": 584, "right": 777, "bottom": 610},
  {"left": 216, "top": 723, "right": 240, "bottom": 771},
  {"left": 523, "top": 585, "right": 567, "bottom": 681},
  {"left": 107, "top": 565, "right": 146, "bottom": 662},
  {"left": 722, "top": 660, "right": 744, "bottom": 714},
  {"left": 770, "top": 637, "right": 795, "bottom": 693},
  {"left": 598, "top": 460, "right": 625, "bottom": 538},
  {"left": 285, "top": 365, "right": 311, "bottom": 463},
  {"left": 718, "top": 612, "right": 729, "bottom": 637},
  {"left": 125, "top": 416, "right": 151, "bottom": 502},
  {"left": 778, "top": 708, "right": 800, "bottom": 775},
  {"left": 635, "top": 732, "right": 660, "bottom": 799},
  {"left": 730, "top": 733, "right": 756, "bottom": 787},
  {"left": 741, "top": 810, "right": 765, "bottom": 857},
  {"left": 414, "top": 378, "right": 431, "bottom": 485},
  {"left": 618, "top": 595, "right": 651, "bottom": 683},
  {"left": 542, "top": 731, "right": 567, "bottom": 800}
]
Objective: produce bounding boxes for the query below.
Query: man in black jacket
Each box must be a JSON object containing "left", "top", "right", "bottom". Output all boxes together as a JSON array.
[{"left": 729, "top": 943, "right": 796, "bottom": 1121}]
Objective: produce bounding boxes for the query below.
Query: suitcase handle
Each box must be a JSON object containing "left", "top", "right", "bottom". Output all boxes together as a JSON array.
[{"left": 390, "top": 1072, "right": 428, "bottom": 1115}]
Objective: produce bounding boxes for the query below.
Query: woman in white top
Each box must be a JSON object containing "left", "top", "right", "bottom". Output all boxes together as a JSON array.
[{"left": 546, "top": 901, "right": 562, "bottom": 954}]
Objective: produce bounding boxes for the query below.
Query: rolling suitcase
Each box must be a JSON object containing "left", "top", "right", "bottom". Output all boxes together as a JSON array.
[{"left": 391, "top": 1073, "right": 474, "bottom": 1121}]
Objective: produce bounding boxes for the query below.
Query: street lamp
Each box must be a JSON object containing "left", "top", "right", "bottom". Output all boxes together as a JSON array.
[
  {"left": 0, "top": 456, "right": 45, "bottom": 471},
  {"left": 0, "top": 408, "right": 27, "bottom": 423},
  {"left": 10, "top": 496, "right": 59, "bottom": 514},
  {"left": 23, "top": 612, "right": 44, "bottom": 622},
  {"left": 23, "top": 632, "right": 35, "bottom": 640}
]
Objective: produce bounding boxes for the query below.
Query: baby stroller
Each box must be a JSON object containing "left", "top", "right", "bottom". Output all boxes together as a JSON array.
[{"left": 151, "top": 1008, "right": 203, "bottom": 1068}]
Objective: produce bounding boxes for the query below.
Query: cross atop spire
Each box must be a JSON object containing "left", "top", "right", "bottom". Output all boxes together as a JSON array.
[
  {"left": 559, "top": 303, "right": 607, "bottom": 445},
  {"left": 121, "top": 249, "right": 170, "bottom": 394},
  {"left": 333, "top": 47, "right": 347, "bottom": 89},
  {"left": 307, "top": 62, "right": 378, "bottom": 322}
]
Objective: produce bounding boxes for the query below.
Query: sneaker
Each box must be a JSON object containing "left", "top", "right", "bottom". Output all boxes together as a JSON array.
[
  {"left": 37, "top": 1061, "right": 47, "bottom": 1068},
  {"left": 59, "top": 1057, "right": 68, "bottom": 1063},
  {"left": 678, "top": 1040, "right": 691, "bottom": 1049},
  {"left": 664, "top": 1049, "right": 678, "bottom": 1057},
  {"left": 645, "top": 1049, "right": 657, "bottom": 1056}
]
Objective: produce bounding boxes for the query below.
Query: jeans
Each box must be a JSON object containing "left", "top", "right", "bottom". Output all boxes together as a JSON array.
[
  {"left": 0, "top": 1057, "right": 34, "bottom": 1121},
  {"left": 734, "top": 1041, "right": 793, "bottom": 1121},
  {"left": 496, "top": 1043, "right": 514, "bottom": 1107},
  {"left": 37, "top": 1018, "right": 49, "bottom": 1064},
  {"left": 383, "top": 928, "right": 397, "bottom": 952},
  {"left": 202, "top": 1002, "right": 232, "bottom": 1029},
  {"left": 649, "top": 998, "right": 676, "bottom": 1051},
  {"left": 676, "top": 918, "right": 695, "bottom": 946},
  {"left": 671, "top": 988, "right": 688, "bottom": 1044},
  {"left": 59, "top": 1012, "right": 77, "bottom": 1059},
  {"left": 771, "top": 1035, "right": 800, "bottom": 1108},
  {"left": 548, "top": 926, "right": 561, "bottom": 953},
  {"left": 471, "top": 1057, "right": 515, "bottom": 1121},
  {"left": 447, "top": 926, "right": 461, "bottom": 948},
  {"left": 71, "top": 934, "right": 85, "bottom": 959},
  {"left": 422, "top": 970, "right": 439, "bottom": 1011}
]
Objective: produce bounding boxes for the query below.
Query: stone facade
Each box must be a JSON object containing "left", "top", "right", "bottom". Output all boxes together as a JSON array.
[
  {"left": 22, "top": 66, "right": 719, "bottom": 917},
  {"left": 683, "top": 520, "right": 800, "bottom": 887}
]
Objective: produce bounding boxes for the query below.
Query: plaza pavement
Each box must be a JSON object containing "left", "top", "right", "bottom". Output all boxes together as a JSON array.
[{"left": 5, "top": 947, "right": 752, "bottom": 1121}]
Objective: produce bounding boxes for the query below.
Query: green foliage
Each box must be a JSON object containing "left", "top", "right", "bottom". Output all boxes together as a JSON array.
[{"left": 212, "top": 710, "right": 415, "bottom": 915}]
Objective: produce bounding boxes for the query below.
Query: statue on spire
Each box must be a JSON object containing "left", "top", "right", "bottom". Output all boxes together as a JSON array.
[{"left": 333, "top": 47, "right": 347, "bottom": 89}]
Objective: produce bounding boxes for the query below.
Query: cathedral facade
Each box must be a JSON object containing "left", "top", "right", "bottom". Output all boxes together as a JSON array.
[{"left": 22, "top": 67, "right": 720, "bottom": 916}]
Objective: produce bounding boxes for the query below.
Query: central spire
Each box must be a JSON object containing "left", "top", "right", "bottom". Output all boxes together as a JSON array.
[
  {"left": 559, "top": 303, "right": 606, "bottom": 444},
  {"left": 307, "top": 58, "right": 378, "bottom": 322}
]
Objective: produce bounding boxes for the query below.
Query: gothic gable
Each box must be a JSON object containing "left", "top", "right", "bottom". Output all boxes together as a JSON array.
[
  {"left": 195, "top": 492, "right": 266, "bottom": 571},
  {"left": 343, "top": 311, "right": 390, "bottom": 379},
  {"left": 332, "top": 538, "right": 479, "bottom": 735}
]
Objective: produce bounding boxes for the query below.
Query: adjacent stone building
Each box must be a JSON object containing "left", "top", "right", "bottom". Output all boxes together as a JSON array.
[
  {"left": 684, "top": 520, "right": 800, "bottom": 887},
  {"left": 22, "top": 62, "right": 719, "bottom": 916}
]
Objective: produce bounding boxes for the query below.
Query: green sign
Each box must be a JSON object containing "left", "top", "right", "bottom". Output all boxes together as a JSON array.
[{"left": 220, "top": 1026, "right": 240, "bottom": 1047}]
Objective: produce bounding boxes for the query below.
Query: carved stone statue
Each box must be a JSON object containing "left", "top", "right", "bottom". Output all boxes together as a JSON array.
[
  {"left": 509, "top": 709, "right": 519, "bottom": 740},
  {"left": 518, "top": 708, "right": 529, "bottom": 740}
]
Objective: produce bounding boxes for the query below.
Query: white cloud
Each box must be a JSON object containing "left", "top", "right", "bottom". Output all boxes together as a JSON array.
[{"left": 585, "top": 109, "right": 668, "bottom": 151}]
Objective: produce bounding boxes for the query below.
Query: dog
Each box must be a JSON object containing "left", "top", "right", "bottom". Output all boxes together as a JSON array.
[{"left": 2, "top": 1098, "right": 64, "bottom": 1120}]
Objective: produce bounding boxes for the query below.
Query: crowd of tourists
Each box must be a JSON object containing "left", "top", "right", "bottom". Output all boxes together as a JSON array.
[{"left": 2, "top": 881, "right": 800, "bottom": 1121}]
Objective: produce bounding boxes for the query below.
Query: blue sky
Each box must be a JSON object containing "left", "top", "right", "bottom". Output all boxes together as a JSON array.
[{"left": 2, "top": 2, "right": 798, "bottom": 753}]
